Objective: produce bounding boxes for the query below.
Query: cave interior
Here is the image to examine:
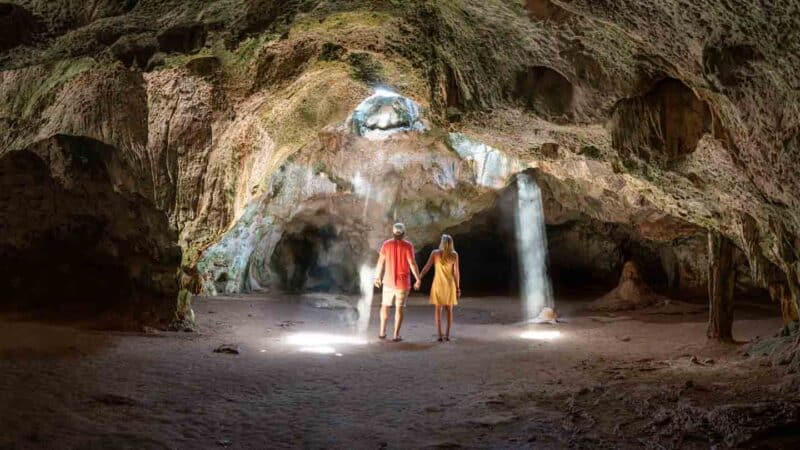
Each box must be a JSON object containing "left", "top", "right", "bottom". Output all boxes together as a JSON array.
[{"left": 1, "top": 1, "right": 799, "bottom": 447}]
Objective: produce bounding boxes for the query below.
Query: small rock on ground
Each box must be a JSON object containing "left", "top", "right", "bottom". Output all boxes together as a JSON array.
[{"left": 213, "top": 344, "right": 241, "bottom": 354}]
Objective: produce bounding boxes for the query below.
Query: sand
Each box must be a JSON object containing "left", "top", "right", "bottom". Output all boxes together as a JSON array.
[{"left": 1, "top": 294, "right": 797, "bottom": 449}]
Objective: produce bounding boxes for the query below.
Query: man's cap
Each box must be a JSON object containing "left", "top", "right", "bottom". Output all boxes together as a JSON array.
[{"left": 392, "top": 222, "right": 406, "bottom": 235}]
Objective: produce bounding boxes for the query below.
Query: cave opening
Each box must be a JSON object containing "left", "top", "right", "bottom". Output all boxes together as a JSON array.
[
  {"left": 546, "top": 220, "right": 673, "bottom": 297},
  {"left": 269, "top": 211, "right": 368, "bottom": 294},
  {"left": 418, "top": 198, "right": 521, "bottom": 296},
  {"left": 0, "top": 138, "right": 179, "bottom": 324}
]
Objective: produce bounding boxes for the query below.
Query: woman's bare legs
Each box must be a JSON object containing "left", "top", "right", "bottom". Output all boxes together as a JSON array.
[
  {"left": 445, "top": 305, "right": 453, "bottom": 341},
  {"left": 435, "top": 306, "right": 443, "bottom": 340}
]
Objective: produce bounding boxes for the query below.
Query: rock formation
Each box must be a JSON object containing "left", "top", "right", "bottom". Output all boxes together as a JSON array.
[
  {"left": 0, "top": 0, "right": 797, "bottom": 329},
  {"left": 588, "top": 261, "right": 667, "bottom": 311}
]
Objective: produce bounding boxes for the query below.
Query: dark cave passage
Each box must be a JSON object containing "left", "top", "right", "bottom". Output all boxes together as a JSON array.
[
  {"left": 0, "top": 137, "right": 179, "bottom": 324},
  {"left": 269, "top": 210, "right": 369, "bottom": 294},
  {"left": 418, "top": 202, "right": 521, "bottom": 296}
]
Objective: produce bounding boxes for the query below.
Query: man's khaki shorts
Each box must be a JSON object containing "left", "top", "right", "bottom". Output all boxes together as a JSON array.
[{"left": 381, "top": 287, "right": 409, "bottom": 307}]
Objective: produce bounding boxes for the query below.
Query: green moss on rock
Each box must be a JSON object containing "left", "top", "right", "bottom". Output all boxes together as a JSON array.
[
  {"left": 347, "top": 52, "right": 384, "bottom": 84},
  {"left": 11, "top": 57, "right": 95, "bottom": 119}
]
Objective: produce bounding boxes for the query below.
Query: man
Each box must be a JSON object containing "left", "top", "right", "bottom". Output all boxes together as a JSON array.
[{"left": 374, "top": 222, "right": 421, "bottom": 342}]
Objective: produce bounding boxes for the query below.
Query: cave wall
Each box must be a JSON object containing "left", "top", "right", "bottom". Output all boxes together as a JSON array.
[
  {"left": 0, "top": 136, "right": 179, "bottom": 324},
  {"left": 546, "top": 220, "right": 710, "bottom": 298},
  {"left": 413, "top": 179, "right": 717, "bottom": 300}
]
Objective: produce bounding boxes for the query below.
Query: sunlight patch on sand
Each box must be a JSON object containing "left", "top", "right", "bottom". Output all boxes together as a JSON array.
[
  {"left": 286, "top": 332, "right": 367, "bottom": 354},
  {"left": 298, "top": 346, "right": 337, "bottom": 354},
  {"left": 519, "top": 330, "right": 562, "bottom": 340}
]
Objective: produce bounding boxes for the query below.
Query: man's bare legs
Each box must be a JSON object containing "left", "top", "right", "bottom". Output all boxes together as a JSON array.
[
  {"left": 380, "top": 296, "right": 405, "bottom": 341},
  {"left": 435, "top": 306, "right": 443, "bottom": 340},
  {"left": 379, "top": 305, "right": 390, "bottom": 338},
  {"left": 393, "top": 305, "right": 404, "bottom": 340},
  {"left": 445, "top": 305, "right": 453, "bottom": 341}
]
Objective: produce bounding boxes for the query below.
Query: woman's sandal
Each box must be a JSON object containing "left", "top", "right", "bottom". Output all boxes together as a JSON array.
[
  {"left": 437, "top": 337, "right": 443, "bottom": 342},
  {"left": 378, "top": 335, "right": 387, "bottom": 340},
  {"left": 392, "top": 336, "right": 403, "bottom": 342},
  {"left": 444, "top": 336, "right": 450, "bottom": 342}
]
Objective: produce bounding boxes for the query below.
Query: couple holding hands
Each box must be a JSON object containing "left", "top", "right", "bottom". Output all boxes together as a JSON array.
[{"left": 373, "top": 223, "right": 461, "bottom": 343}]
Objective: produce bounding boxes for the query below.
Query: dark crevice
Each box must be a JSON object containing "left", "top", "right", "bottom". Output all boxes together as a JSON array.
[
  {"left": 514, "top": 66, "right": 574, "bottom": 121},
  {"left": 0, "top": 3, "right": 39, "bottom": 51},
  {"left": 157, "top": 23, "right": 207, "bottom": 54}
]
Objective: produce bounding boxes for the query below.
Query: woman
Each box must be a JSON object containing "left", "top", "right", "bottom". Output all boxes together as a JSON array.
[{"left": 418, "top": 234, "right": 461, "bottom": 342}]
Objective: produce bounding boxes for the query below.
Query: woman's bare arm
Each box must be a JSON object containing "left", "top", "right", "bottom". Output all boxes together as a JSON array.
[
  {"left": 419, "top": 251, "right": 436, "bottom": 279},
  {"left": 454, "top": 252, "right": 461, "bottom": 297}
]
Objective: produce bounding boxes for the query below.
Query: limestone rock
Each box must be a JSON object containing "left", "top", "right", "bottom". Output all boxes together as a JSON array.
[{"left": 588, "top": 261, "right": 668, "bottom": 312}]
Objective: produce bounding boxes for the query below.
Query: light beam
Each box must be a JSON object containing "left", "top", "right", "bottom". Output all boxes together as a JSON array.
[{"left": 515, "top": 173, "right": 554, "bottom": 321}]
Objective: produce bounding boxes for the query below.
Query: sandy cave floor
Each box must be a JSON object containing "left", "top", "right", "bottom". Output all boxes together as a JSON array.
[{"left": 1, "top": 293, "right": 798, "bottom": 449}]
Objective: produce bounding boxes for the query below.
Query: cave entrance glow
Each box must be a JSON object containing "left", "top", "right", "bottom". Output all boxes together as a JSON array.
[{"left": 349, "top": 88, "right": 425, "bottom": 140}]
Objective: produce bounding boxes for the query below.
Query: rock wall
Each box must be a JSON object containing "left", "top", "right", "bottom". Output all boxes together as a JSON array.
[
  {"left": 1, "top": 0, "right": 798, "bottom": 322},
  {"left": 0, "top": 135, "right": 179, "bottom": 325}
]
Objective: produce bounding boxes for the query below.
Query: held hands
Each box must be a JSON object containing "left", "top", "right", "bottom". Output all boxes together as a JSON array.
[
  {"left": 413, "top": 280, "right": 421, "bottom": 291},
  {"left": 374, "top": 278, "right": 382, "bottom": 288}
]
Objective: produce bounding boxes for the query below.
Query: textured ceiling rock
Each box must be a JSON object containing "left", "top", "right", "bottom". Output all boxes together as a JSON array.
[
  {"left": 1, "top": 0, "right": 799, "bottom": 318},
  {"left": 523, "top": 0, "right": 572, "bottom": 23},
  {"left": 611, "top": 78, "right": 712, "bottom": 165}
]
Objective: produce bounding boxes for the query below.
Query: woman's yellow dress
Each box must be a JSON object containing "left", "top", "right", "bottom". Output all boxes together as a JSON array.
[{"left": 430, "top": 254, "right": 458, "bottom": 306}]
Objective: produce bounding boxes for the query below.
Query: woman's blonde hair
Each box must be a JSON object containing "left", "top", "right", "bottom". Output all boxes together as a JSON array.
[{"left": 439, "top": 234, "right": 456, "bottom": 262}]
